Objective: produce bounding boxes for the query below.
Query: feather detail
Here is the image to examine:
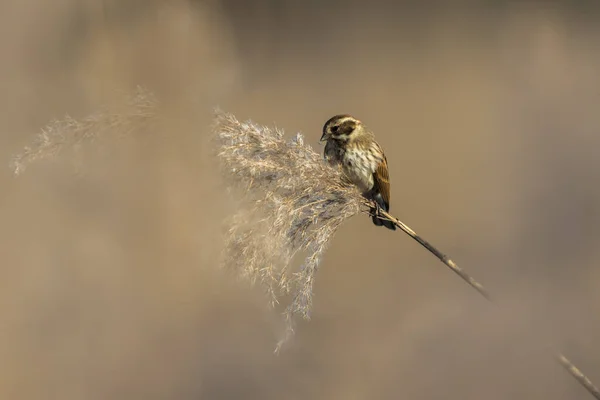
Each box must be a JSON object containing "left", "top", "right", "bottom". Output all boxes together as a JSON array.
[{"left": 373, "top": 154, "right": 391, "bottom": 211}]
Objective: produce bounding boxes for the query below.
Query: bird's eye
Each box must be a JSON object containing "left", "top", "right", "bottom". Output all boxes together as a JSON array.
[{"left": 330, "top": 125, "right": 338, "bottom": 133}]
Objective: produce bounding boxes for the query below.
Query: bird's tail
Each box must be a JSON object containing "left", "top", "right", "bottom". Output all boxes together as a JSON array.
[{"left": 370, "top": 194, "right": 396, "bottom": 231}]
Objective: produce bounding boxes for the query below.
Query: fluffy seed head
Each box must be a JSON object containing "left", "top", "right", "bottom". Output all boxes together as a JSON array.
[
  {"left": 10, "top": 87, "right": 158, "bottom": 176},
  {"left": 213, "top": 110, "right": 370, "bottom": 350}
]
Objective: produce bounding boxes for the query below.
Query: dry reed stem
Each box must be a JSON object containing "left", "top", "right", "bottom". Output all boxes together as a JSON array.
[{"left": 375, "top": 206, "right": 600, "bottom": 399}]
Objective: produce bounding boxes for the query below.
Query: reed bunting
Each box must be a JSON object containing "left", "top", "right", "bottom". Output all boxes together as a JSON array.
[{"left": 320, "top": 114, "right": 396, "bottom": 230}]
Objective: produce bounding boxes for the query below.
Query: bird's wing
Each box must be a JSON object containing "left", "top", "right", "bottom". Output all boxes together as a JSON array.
[{"left": 373, "top": 154, "right": 391, "bottom": 211}]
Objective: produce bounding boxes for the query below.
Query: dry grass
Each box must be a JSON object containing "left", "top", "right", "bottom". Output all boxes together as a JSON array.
[
  {"left": 10, "top": 87, "right": 158, "bottom": 176},
  {"left": 213, "top": 110, "right": 368, "bottom": 350}
]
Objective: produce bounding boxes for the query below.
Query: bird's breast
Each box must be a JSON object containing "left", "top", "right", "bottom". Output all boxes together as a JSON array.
[{"left": 341, "top": 149, "right": 375, "bottom": 192}]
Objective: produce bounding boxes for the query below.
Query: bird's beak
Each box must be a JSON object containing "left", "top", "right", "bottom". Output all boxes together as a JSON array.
[{"left": 319, "top": 132, "right": 328, "bottom": 142}]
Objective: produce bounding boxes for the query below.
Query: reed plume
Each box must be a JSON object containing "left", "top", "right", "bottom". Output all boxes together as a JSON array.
[
  {"left": 10, "top": 86, "right": 158, "bottom": 176},
  {"left": 213, "top": 110, "right": 367, "bottom": 350}
]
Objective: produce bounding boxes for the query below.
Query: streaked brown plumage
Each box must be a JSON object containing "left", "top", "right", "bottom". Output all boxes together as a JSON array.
[{"left": 320, "top": 114, "right": 396, "bottom": 230}]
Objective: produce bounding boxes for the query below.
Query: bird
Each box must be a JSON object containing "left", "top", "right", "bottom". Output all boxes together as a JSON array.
[{"left": 320, "top": 114, "right": 396, "bottom": 230}]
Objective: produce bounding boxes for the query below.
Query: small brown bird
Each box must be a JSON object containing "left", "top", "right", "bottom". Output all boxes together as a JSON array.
[{"left": 320, "top": 114, "right": 396, "bottom": 230}]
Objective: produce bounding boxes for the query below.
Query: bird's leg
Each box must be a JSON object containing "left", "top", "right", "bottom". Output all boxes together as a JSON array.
[
  {"left": 366, "top": 196, "right": 379, "bottom": 216},
  {"left": 374, "top": 201, "right": 383, "bottom": 218},
  {"left": 364, "top": 192, "right": 381, "bottom": 218}
]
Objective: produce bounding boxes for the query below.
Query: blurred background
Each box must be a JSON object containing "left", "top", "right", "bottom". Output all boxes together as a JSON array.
[{"left": 1, "top": 1, "right": 600, "bottom": 399}]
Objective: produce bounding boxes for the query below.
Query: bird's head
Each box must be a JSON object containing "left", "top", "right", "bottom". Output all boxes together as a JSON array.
[{"left": 320, "top": 114, "right": 362, "bottom": 143}]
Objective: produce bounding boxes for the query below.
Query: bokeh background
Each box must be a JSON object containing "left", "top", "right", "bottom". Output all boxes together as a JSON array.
[{"left": 2, "top": 1, "right": 600, "bottom": 399}]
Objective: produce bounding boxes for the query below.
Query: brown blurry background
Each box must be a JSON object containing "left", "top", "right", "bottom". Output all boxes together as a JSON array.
[{"left": 2, "top": 1, "right": 600, "bottom": 399}]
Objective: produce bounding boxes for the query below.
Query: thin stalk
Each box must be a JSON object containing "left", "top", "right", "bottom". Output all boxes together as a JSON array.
[{"left": 372, "top": 206, "right": 600, "bottom": 400}]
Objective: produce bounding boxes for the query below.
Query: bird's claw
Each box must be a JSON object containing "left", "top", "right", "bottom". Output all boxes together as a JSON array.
[{"left": 375, "top": 201, "right": 382, "bottom": 215}]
